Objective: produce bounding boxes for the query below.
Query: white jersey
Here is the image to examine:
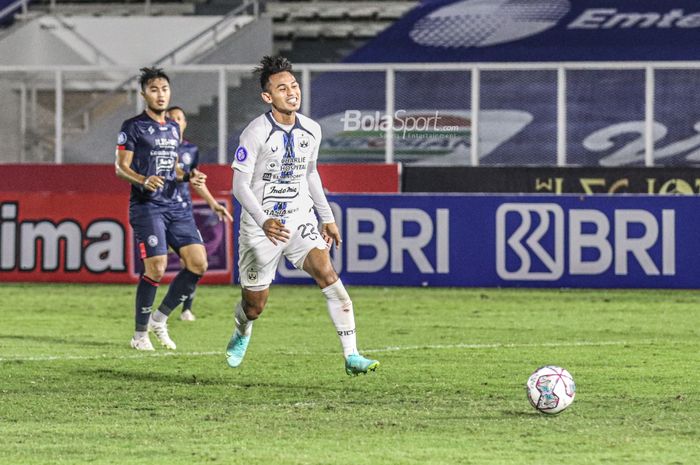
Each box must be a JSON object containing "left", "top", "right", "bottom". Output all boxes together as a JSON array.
[{"left": 232, "top": 112, "right": 322, "bottom": 235}]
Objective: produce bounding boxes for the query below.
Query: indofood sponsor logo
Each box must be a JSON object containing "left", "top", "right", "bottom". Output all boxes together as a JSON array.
[
  {"left": 318, "top": 110, "right": 532, "bottom": 164},
  {"left": 410, "top": 0, "right": 570, "bottom": 48},
  {"left": 409, "top": 1, "right": 700, "bottom": 49}
]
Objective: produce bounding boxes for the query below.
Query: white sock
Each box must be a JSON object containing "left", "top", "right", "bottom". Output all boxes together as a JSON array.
[
  {"left": 321, "top": 280, "right": 357, "bottom": 358},
  {"left": 235, "top": 301, "right": 253, "bottom": 337},
  {"left": 151, "top": 310, "right": 168, "bottom": 323}
]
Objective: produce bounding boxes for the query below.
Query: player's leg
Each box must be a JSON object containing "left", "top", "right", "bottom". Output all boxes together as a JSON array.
[
  {"left": 130, "top": 212, "right": 169, "bottom": 350},
  {"left": 226, "top": 286, "right": 268, "bottom": 368},
  {"left": 149, "top": 211, "right": 207, "bottom": 349},
  {"left": 156, "top": 243, "right": 207, "bottom": 315},
  {"left": 147, "top": 244, "right": 206, "bottom": 349},
  {"left": 301, "top": 246, "right": 379, "bottom": 375},
  {"left": 178, "top": 257, "right": 196, "bottom": 321},
  {"left": 226, "top": 235, "right": 280, "bottom": 368}
]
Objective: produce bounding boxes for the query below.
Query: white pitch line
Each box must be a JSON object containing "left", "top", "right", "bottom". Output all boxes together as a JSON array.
[
  {"left": 0, "top": 339, "right": 692, "bottom": 364},
  {"left": 0, "top": 351, "right": 222, "bottom": 363},
  {"left": 365, "top": 339, "right": 676, "bottom": 353}
]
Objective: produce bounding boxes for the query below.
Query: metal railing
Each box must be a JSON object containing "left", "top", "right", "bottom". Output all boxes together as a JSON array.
[
  {"left": 2, "top": 61, "right": 700, "bottom": 165},
  {"left": 0, "top": 0, "right": 28, "bottom": 23}
]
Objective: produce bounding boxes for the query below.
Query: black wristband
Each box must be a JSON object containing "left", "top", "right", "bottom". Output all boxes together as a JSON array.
[{"left": 182, "top": 172, "right": 191, "bottom": 182}]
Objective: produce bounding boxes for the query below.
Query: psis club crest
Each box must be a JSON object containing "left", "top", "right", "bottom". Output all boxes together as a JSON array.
[{"left": 297, "top": 134, "right": 311, "bottom": 154}]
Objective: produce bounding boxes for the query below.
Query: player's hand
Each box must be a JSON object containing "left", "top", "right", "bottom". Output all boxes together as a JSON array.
[
  {"left": 321, "top": 222, "right": 342, "bottom": 249},
  {"left": 212, "top": 203, "right": 233, "bottom": 222},
  {"left": 143, "top": 175, "right": 164, "bottom": 192},
  {"left": 263, "top": 218, "right": 290, "bottom": 245},
  {"left": 190, "top": 169, "right": 207, "bottom": 189}
]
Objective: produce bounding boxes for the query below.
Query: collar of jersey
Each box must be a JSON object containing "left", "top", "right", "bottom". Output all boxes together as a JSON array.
[{"left": 264, "top": 111, "right": 314, "bottom": 143}]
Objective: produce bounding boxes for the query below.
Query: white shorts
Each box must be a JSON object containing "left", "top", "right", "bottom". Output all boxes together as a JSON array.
[{"left": 238, "top": 220, "right": 329, "bottom": 289}]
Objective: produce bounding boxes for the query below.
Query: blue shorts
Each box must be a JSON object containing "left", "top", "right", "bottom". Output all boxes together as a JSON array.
[{"left": 130, "top": 204, "right": 203, "bottom": 259}]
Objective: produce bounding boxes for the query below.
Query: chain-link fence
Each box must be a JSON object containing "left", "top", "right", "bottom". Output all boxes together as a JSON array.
[{"left": 2, "top": 62, "right": 700, "bottom": 166}]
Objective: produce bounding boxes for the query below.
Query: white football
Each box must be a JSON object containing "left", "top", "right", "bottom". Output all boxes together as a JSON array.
[{"left": 526, "top": 365, "right": 576, "bottom": 414}]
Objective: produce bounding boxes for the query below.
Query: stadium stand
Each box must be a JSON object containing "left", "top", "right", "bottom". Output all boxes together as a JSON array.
[{"left": 0, "top": 0, "right": 420, "bottom": 163}]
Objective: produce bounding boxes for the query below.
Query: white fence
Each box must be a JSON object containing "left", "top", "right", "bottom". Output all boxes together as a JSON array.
[{"left": 1, "top": 61, "right": 700, "bottom": 166}]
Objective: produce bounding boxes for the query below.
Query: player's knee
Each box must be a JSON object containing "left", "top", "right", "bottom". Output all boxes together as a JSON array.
[
  {"left": 242, "top": 300, "right": 265, "bottom": 320},
  {"left": 316, "top": 268, "right": 339, "bottom": 288},
  {"left": 147, "top": 263, "right": 167, "bottom": 281},
  {"left": 187, "top": 256, "right": 208, "bottom": 275}
]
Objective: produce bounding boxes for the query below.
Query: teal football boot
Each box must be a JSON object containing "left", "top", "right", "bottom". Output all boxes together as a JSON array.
[
  {"left": 226, "top": 331, "right": 251, "bottom": 368},
  {"left": 345, "top": 353, "right": 379, "bottom": 375}
]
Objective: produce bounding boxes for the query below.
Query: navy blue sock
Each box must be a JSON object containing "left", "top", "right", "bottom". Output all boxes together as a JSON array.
[
  {"left": 183, "top": 292, "right": 195, "bottom": 312},
  {"left": 158, "top": 269, "right": 202, "bottom": 316},
  {"left": 135, "top": 275, "right": 159, "bottom": 331}
]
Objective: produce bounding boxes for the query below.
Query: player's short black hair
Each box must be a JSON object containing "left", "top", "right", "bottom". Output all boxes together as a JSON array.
[
  {"left": 166, "top": 106, "right": 185, "bottom": 114},
  {"left": 255, "top": 56, "right": 293, "bottom": 91},
  {"left": 139, "top": 67, "right": 170, "bottom": 90}
]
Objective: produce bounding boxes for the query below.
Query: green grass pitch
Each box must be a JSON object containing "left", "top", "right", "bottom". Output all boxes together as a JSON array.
[{"left": 0, "top": 283, "right": 698, "bottom": 464}]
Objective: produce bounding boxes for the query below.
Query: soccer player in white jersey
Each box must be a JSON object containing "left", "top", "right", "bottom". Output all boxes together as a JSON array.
[{"left": 226, "top": 56, "right": 379, "bottom": 375}]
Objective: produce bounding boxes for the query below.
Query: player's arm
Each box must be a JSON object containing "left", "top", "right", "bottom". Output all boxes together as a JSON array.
[
  {"left": 115, "top": 149, "right": 162, "bottom": 192},
  {"left": 175, "top": 160, "right": 206, "bottom": 188},
  {"left": 307, "top": 152, "right": 341, "bottom": 248},
  {"left": 191, "top": 170, "right": 233, "bottom": 222},
  {"left": 232, "top": 169, "right": 289, "bottom": 245}
]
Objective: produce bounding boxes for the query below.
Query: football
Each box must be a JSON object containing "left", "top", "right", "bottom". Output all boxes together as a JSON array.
[{"left": 526, "top": 366, "right": 576, "bottom": 414}]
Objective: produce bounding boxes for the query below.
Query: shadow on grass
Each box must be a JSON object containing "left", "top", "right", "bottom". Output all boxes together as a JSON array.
[
  {"left": 0, "top": 333, "right": 118, "bottom": 348},
  {"left": 502, "top": 410, "right": 543, "bottom": 418},
  {"left": 72, "top": 367, "right": 357, "bottom": 394}
]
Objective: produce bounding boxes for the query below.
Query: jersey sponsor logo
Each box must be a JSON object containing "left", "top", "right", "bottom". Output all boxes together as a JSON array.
[
  {"left": 117, "top": 132, "right": 127, "bottom": 145},
  {"left": 155, "top": 155, "right": 176, "bottom": 175},
  {"left": 155, "top": 138, "right": 177, "bottom": 148},
  {"left": 409, "top": 0, "right": 570, "bottom": 48},
  {"left": 266, "top": 161, "right": 278, "bottom": 170},
  {"left": 148, "top": 126, "right": 155, "bottom": 135},
  {"left": 147, "top": 235, "right": 159, "bottom": 247},
  {"left": 262, "top": 182, "right": 300, "bottom": 202},
  {"left": 262, "top": 173, "right": 272, "bottom": 181},
  {"left": 235, "top": 147, "right": 248, "bottom": 162},
  {"left": 181, "top": 152, "right": 192, "bottom": 165},
  {"left": 270, "top": 145, "right": 279, "bottom": 153}
]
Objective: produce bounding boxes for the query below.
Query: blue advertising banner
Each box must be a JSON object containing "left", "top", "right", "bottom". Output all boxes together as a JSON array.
[
  {"left": 347, "top": 0, "right": 700, "bottom": 62},
  {"left": 233, "top": 194, "right": 700, "bottom": 289}
]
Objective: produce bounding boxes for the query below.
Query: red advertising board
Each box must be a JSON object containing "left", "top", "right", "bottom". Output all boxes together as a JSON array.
[
  {"left": 1, "top": 192, "right": 133, "bottom": 283},
  {"left": 0, "top": 192, "right": 233, "bottom": 284},
  {"left": 1, "top": 163, "right": 399, "bottom": 283}
]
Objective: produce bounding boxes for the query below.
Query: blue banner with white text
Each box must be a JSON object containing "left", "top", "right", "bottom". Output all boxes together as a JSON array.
[
  {"left": 262, "top": 194, "right": 700, "bottom": 289},
  {"left": 347, "top": 0, "right": 700, "bottom": 62}
]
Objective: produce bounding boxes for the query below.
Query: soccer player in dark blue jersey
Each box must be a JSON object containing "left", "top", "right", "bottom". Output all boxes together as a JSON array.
[
  {"left": 166, "top": 106, "right": 232, "bottom": 321},
  {"left": 115, "top": 67, "right": 211, "bottom": 351}
]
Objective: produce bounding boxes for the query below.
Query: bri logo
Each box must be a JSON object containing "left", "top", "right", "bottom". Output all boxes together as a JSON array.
[{"left": 495, "top": 203, "right": 676, "bottom": 281}]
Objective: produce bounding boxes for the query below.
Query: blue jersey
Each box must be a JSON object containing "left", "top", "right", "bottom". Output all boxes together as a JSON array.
[
  {"left": 117, "top": 112, "right": 181, "bottom": 208},
  {"left": 175, "top": 140, "right": 200, "bottom": 205}
]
